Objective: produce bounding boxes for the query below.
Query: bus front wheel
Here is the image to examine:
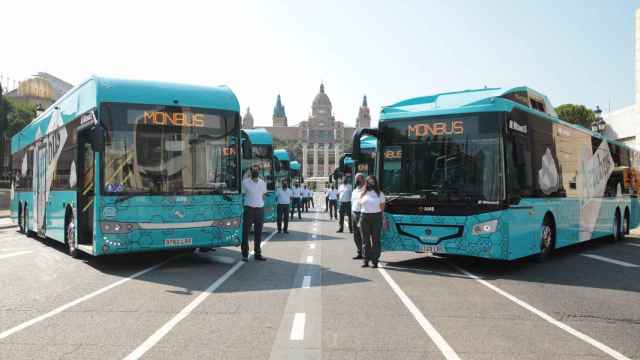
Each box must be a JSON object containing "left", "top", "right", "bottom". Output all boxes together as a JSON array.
[
  {"left": 612, "top": 210, "right": 622, "bottom": 242},
  {"left": 538, "top": 216, "right": 555, "bottom": 260},
  {"left": 623, "top": 209, "right": 630, "bottom": 236},
  {"left": 23, "top": 204, "right": 29, "bottom": 236},
  {"left": 18, "top": 204, "right": 24, "bottom": 234},
  {"left": 65, "top": 214, "right": 78, "bottom": 258}
]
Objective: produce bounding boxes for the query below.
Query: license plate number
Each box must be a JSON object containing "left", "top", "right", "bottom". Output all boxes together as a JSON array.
[
  {"left": 165, "top": 238, "right": 193, "bottom": 246},
  {"left": 420, "top": 245, "right": 444, "bottom": 254}
]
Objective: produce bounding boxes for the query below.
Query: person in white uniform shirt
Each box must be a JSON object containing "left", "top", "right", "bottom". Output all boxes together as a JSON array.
[
  {"left": 350, "top": 173, "right": 366, "bottom": 259},
  {"left": 337, "top": 178, "right": 353, "bottom": 233},
  {"left": 275, "top": 180, "right": 293, "bottom": 233},
  {"left": 327, "top": 185, "right": 338, "bottom": 220},
  {"left": 241, "top": 165, "right": 267, "bottom": 261},
  {"left": 290, "top": 183, "right": 302, "bottom": 220},
  {"left": 358, "top": 175, "right": 385, "bottom": 268}
]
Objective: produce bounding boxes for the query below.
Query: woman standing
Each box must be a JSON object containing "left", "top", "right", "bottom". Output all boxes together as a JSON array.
[{"left": 359, "top": 176, "right": 385, "bottom": 268}]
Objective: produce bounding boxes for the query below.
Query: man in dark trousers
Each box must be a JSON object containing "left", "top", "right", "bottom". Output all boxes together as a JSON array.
[
  {"left": 291, "top": 182, "right": 303, "bottom": 220},
  {"left": 276, "top": 180, "right": 293, "bottom": 233},
  {"left": 242, "top": 165, "right": 267, "bottom": 261}
]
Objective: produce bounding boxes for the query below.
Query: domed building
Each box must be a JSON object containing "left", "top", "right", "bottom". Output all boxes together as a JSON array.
[{"left": 263, "top": 83, "right": 368, "bottom": 187}]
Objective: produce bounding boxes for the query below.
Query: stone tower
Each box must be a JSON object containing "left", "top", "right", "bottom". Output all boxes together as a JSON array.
[
  {"left": 272, "top": 94, "right": 288, "bottom": 127},
  {"left": 356, "top": 95, "right": 371, "bottom": 129},
  {"left": 242, "top": 107, "right": 254, "bottom": 129}
]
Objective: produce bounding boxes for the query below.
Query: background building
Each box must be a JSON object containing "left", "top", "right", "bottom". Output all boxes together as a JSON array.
[{"left": 2, "top": 72, "right": 72, "bottom": 109}]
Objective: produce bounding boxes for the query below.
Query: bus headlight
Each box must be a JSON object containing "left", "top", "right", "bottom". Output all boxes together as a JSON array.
[
  {"left": 472, "top": 220, "right": 498, "bottom": 235},
  {"left": 102, "top": 221, "right": 136, "bottom": 234},
  {"left": 212, "top": 218, "right": 241, "bottom": 229}
]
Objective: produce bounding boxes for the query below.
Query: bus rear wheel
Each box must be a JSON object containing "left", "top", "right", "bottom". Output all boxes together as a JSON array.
[
  {"left": 18, "top": 204, "right": 24, "bottom": 234},
  {"left": 538, "top": 216, "right": 555, "bottom": 260},
  {"left": 65, "top": 216, "right": 78, "bottom": 258},
  {"left": 23, "top": 204, "right": 29, "bottom": 236},
  {"left": 612, "top": 210, "right": 622, "bottom": 242},
  {"left": 623, "top": 210, "right": 630, "bottom": 236}
]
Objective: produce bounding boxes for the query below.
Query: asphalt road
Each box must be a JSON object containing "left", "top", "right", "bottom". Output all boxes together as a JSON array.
[{"left": 0, "top": 204, "right": 639, "bottom": 360}]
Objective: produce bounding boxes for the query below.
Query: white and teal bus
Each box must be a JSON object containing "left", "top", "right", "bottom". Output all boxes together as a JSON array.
[
  {"left": 353, "top": 86, "right": 640, "bottom": 260},
  {"left": 241, "top": 128, "right": 276, "bottom": 222},
  {"left": 11, "top": 77, "right": 243, "bottom": 257}
]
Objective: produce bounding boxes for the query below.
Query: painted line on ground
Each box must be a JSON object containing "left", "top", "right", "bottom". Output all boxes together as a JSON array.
[
  {"left": 378, "top": 266, "right": 460, "bottom": 360},
  {"left": 580, "top": 254, "right": 639, "bottom": 268},
  {"left": 450, "top": 263, "right": 632, "bottom": 360},
  {"left": 311, "top": 234, "right": 317, "bottom": 239},
  {"left": 0, "top": 250, "right": 32, "bottom": 260},
  {"left": 301, "top": 275, "right": 311, "bottom": 289},
  {"left": 123, "top": 231, "right": 277, "bottom": 360},
  {"left": 309, "top": 243, "right": 316, "bottom": 249},
  {"left": 0, "top": 255, "right": 179, "bottom": 340},
  {"left": 624, "top": 242, "right": 640, "bottom": 248},
  {"left": 289, "top": 313, "right": 306, "bottom": 341},
  {"left": 306, "top": 255, "right": 314, "bottom": 264}
]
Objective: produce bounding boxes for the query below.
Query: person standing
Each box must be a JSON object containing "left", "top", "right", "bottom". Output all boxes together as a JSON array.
[
  {"left": 327, "top": 185, "right": 338, "bottom": 220},
  {"left": 337, "top": 178, "right": 353, "bottom": 233},
  {"left": 302, "top": 185, "right": 310, "bottom": 212},
  {"left": 325, "top": 185, "right": 330, "bottom": 212},
  {"left": 276, "top": 180, "right": 293, "bottom": 234},
  {"left": 242, "top": 165, "right": 267, "bottom": 261},
  {"left": 351, "top": 173, "right": 366, "bottom": 259},
  {"left": 291, "top": 182, "right": 303, "bottom": 220},
  {"left": 308, "top": 187, "right": 315, "bottom": 208},
  {"left": 359, "top": 175, "right": 385, "bottom": 268}
]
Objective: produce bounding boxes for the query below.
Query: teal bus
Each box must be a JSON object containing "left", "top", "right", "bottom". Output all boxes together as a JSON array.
[
  {"left": 333, "top": 135, "right": 376, "bottom": 185},
  {"left": 11, "top": 77, "right": 243, "bottom": 257},
  {"left": 273, "top": 148, "right": 291, "bottom": 187},
  {"left": 241, "top": 128, "right": 276, "bottom": 222},
  {"left": 352, "top": 86, "right": 640, "bottom": 260},
  {"left": 289, "top": 160, "right": 302, "bottom": 185}
]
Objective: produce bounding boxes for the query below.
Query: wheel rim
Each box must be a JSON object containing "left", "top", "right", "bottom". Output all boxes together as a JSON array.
[
  {"left": 541, "top": 225, "right": 552, "bottom": 251},
  {"left": 67, "top": 223, "right": 75, "bottom": 252}
]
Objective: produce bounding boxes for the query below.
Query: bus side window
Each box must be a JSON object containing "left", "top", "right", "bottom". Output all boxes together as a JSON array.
[{"left": 507, "top": 135, "right": 533, "bottom": 201}]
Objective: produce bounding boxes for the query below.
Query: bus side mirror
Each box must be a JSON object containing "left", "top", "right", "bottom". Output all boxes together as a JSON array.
[
  {"left": 241, "top": 140, "right": 252, "bottom": 159},
  {"left": 92, "top": 126, "right": 105, "bottom": 152}
]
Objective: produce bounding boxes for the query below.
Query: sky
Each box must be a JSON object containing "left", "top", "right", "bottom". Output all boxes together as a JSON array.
[{"left": 2, "top": 0, "right": 640, "bottom": 128}]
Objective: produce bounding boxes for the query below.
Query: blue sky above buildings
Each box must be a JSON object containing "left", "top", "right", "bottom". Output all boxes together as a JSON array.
[{"left": 3, "top": 0, "right": 639, "bottom": 127}]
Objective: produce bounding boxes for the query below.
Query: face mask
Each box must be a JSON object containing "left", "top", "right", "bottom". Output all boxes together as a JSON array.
[
  {"left": 366, "top": 182, "right": 375, "bottom": 190},
  {"left": 283, "top": 184, "right": 288, "bottom": 189},
  {"left": 251, "top": 170, "right": 259, "bottom": 178},
  {"left": 356, "top": 179, "right": 364, "bottom": 187}
]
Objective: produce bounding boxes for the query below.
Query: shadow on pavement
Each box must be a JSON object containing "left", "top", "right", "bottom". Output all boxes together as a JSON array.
[{"left": 382, "top": 235, "right": 640, "bottom": 293}]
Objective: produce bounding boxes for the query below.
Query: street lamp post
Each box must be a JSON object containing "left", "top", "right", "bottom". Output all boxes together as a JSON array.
[{"left": 591, "top": 105, "right": 606, "bottom": 134}]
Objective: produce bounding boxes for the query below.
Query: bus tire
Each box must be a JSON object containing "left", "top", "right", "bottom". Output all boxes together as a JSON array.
[
  {"left": 65, "top": 210, "right": 78, "bottom": 258},
  {"left": 538, "top": 215, "right": 555, "bottom": 261},
  {"left": 612, "top": 209, "right": 622, "bottom": 242},
  {"left": 623, "top": 208, "right": 630, "bottom": 236},
  {"left": 23, "top": 204, "right": 29, "bottom": 237},
  {"left": 18, "top": 203, "right": 24, "bottom": 234}
]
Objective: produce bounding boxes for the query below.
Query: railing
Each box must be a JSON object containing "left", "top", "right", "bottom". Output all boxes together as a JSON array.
[{"left": 0, "top": 167, "right": 12, "bottom": 189}]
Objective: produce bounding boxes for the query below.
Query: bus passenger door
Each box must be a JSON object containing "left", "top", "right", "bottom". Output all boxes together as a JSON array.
[
  {"left": 77, "top": 129, "right": 95, "bottom": 245},
  {"left": 35, "top": 143, "right": 47, "bottom": 234}
]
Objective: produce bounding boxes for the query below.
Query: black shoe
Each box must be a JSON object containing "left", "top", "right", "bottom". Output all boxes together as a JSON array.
[
  {"left": 353, "top": 255, "right": 363, "bottom": 260},
  {"left": 255, "top": 255, "right": 267, "bottom": 261},
  {"left": 277, "top": 230, "right": 282, "bottom": 233},
  {"left": 284, "top": 230, "right": 289, "bottom": 234},
  {"left": 372, "top": 262, "right": 379, "bottom": 268},
  {"left": 242, "top": 257, "right": 248, "bottom": 262},
  {"left": 361, "top": 262, "right": 369, "bottom": 268},
  {"left": 337, "top": 229, "right": 343, "bottom": 233},
  {"left": 349, "top": 230, "right": 353, "bottom": 234}
]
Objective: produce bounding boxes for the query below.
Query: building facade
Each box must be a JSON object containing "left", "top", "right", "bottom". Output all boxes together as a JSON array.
[{"left": 260, "top": 84, "right": 365, "bottom": 185}]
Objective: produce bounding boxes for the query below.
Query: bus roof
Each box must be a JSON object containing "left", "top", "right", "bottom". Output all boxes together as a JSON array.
[
  {"left": 273, "top": 149, "right": 290, "bottom": 162},
  {"left": 289, "top": 161, "right": 301, "bottom": 171},
  {"left": 242, "top": 128, "right": 273, "bottom": 145},
  {"left": 12, "top": 76, "right": 239, "bottom": 153},
  {"left": 380, "top": 86, "right": 556, "bottom": 121}
]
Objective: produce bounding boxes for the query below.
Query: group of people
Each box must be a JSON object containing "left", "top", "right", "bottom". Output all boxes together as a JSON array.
[
  {"left": 328, "top": 174, "right": 386, "bottom": 267},
  {"left": 241, "top": 164, "right": 386, "bottom": 268}
]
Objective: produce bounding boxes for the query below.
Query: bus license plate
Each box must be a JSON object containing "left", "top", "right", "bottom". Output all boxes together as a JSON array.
[
  {"left": 421, "top": 245, "right": 443, "bottom": 254},
  {"left": 165, "top": 238, "right": 193, "bottom": 246}
]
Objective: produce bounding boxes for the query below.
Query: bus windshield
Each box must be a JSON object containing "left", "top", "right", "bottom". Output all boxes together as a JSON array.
[
  {"left": 243, "top": 145, "right": 275, "bottom": 190},
  {"left": 380, "top": 113, "right": 504, "bottom": 203},
  {"left": 101, "top": 103, "right": 240, "bottom": 195}
]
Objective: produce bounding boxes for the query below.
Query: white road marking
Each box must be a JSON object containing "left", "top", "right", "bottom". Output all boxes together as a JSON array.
[
  {"left": 312, "top": 234, "right": 317, "bottom": 239},
  {"left": 306, "top": 255, "right": 314, "bottom": 264},
  {"left": 580, "top": 254, "right": 639, "bottom": 268},
  {"left": 451, "top": 263, "right": 632, "bottom": 360},
  {"left": 0, "top": 250, "right": 32, "bottom": 260},
  {"left": 625, "top": 243, "right": 640, "bottom": 248},
  {"left": 309, "top": 243, "right": 316, "bottom": 250},
  {"left": 302, "top": 275, "right": 311, "bottom": 289},
  {"left": 0, "top": 256, "right": 179, "bottom": 340},
  {"left": 378, "top": 267, "right": 460, "bottom": 360},
  {"left": 123, "top": 231, "right": 277, "bottom": 360},
  {"left": 289, "top": 313, "right": 306, "bottom": 341}
]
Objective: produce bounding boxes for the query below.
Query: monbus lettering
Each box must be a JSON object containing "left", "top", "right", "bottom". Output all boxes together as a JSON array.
[
  {"left": 143, "top": 111, "right": 205, "bottom": 127},
  {"left": 408, "top": 120, "right": 464, "bottom": 139}
]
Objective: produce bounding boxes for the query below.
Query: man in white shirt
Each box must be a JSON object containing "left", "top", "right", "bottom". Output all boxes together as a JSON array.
[
  {"left": 351, "top": 173, "right": 366, "bottom": 259},
  {"left": 327, "top": 185, "right": 338, "bottom": 220},
  {"left": 275, "top": 180, "right": 293, "bottom": 233},
  {"left": 241, "top": 165, "right": 267, "bottom": 261},
  {"left": 290, "top": 183, "right": 302, "bottom": 220},
  {"left": 337, "top": 178, "right": 353, "bottom": 233}
]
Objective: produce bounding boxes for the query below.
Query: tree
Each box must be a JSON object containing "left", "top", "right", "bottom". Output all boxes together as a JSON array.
[
  {"left": 5, "top": 99, "right": 35, "bottom": 138},
  {"left": 555, "top": 104, "right": 596, "bottom": 129}
]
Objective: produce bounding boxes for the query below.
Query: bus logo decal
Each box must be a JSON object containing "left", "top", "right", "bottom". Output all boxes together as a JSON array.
[
  {"left": 142, "top": 111, "right": 205, "bottom": 128},
  {"left": 509, "top": 119, "right": 527, "bottom": 134},
  {"left": 408, "top": 120, "right": 464, "bottom": 139}
]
